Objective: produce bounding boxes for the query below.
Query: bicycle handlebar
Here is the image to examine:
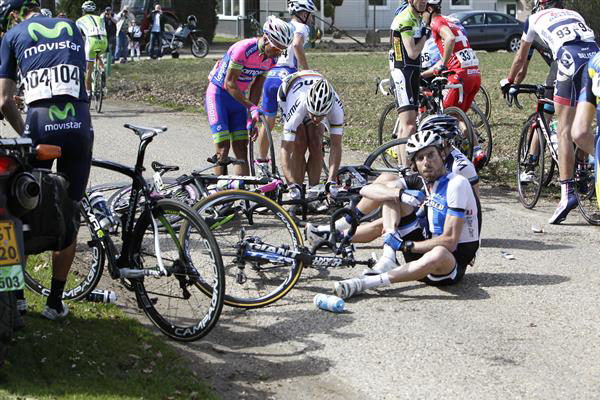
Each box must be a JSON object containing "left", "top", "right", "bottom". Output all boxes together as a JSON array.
[{"left": 505, "top": 84, "right": 552, "bottom": 109}]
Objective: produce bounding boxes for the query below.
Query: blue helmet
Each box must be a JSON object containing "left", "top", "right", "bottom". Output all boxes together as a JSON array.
[
  {"left": 395, "top": 0, "right": 408, "bottom": 15},
  {"left": 588, "top": 53, "right": 600, "bottom": 98},
  {"left": 0, "top": 0, "right": 40, "bottom": 32}
]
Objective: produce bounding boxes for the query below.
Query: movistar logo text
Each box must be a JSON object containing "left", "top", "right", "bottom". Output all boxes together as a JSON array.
[
  {"left": 48, "top": 103, "right": 75, "bottom": 122},
  {"left": 28, "top": 21, "right": 73, "bottom": 41}
]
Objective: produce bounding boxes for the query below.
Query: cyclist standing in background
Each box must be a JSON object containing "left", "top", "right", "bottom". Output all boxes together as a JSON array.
[
  {"left": 255, "top": 0, "right": 316, "bottom": 176},
  {"left": 205, "top": 16, "right": 293, "bottom": 176},
  {"left": 76, "top": 1, "right": 108, "bottom": 98},
  {"left": 501, "top": 0, "right": 598, "bottom": 224},
  {"left": 421, "top": 0, "right": 485, "bottom": 169},
  {"left": 389, "top": 0, "right": 429, "bottom": 167},
  {"left": 0, "top": 0, "right": 93, "bottom": 320}
]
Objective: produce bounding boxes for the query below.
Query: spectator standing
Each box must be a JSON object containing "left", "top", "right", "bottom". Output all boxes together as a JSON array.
[
  {"left": 114, "top": 6, "right": 132, "bottom": 63},
  {"left": 148, "top": 3, "right": 164, "bottom": 59},
  {"left": 101, "top": 6, "right": 117, "bottom": 63},
  {"left": 128, "top": 19, "right": 142, "bottom": 61}
]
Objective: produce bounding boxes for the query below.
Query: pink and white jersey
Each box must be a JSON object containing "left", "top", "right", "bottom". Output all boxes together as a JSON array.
[{"left": 209, "top": 38, "right": 277, "bottom": 92}]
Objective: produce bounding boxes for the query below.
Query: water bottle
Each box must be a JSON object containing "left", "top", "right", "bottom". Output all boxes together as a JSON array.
[
  {"left": 216, "top": 179, "right": 243, "bottom": 190},
  {"left": 86, "top": 289, "right": 117, "bottom": 304},
  {"left": 89, "top": 192, "right": 115, "bottom": 230},
  {"left": 314, "top": 294, "right": 345, "bottom": 313},
  {"left": 549, "top": 120, "right": 559, "bottom": 155}
]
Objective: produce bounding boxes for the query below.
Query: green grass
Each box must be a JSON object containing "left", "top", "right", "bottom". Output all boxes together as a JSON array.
[
  {"left": 107, "top": 51, "right": 549, "bottom": 185},
  {"left": 0, "top": 260, "right": 216, "bottom": 399}
]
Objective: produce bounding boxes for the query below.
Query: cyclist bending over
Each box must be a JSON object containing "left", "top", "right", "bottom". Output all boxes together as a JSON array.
[
  {"left": 277, "top": 70, "right": 344, "bottom": 199},
  {"left": 389, "top": 0, "right": 429, "bottom": 166},
  {"left": 501, "top": 0, "right": 598, "bottom": 224},
  {"left": 333, "top": 130, "right": 481, "bottom": 299},
  {"left": 421, "top": 0, "right": 485, "bottom": 168},
  {"left": 256, "top": 0, "right": 316, "bottom": 175},
  {"left": 76, "top": 1, "right": 108, "bottom": 98},
  {"left": 205, "top": 16, "right": 292, "bottom": 175}
]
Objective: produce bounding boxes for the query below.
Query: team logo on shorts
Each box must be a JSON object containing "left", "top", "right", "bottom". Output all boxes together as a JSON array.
[{"left": 558, "top": 50, "right": 575, "bottom": 76}]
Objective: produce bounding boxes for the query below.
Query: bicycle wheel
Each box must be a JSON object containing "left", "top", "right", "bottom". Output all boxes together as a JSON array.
[
  {"left": 516, "top": 115, "right": 545, "bottom": 209},
  {"left": 474, "top": 85, "right": 491, "bottom": 122},
  {"left": 469, "top": 104, "right": 493, "bottom": 166},
  {"left": 92, "top": 67, "right": 103, "bottom": 113},
  {"left": 25, "top": 204, "right": 105, "bottom": 300},
  {"left": 248, "top": 115, "right": 277, "bottom": 177},
  {"left": 574, "top": 151, "right": 600, "bottom": 225},
  {"left": 129, "top": 198, "right": 225, "bottom": 341},
  {"left": 190, "top": 190, "right": 304, "bottom": 308},
  {"left": 443, "top": 106, "right": 475, "bottom": 160},
  {"left": 363, "top": 137, "right": 409, "bottom": 173},
  {"left": 377, "top": 102, "right": 400, "bottom": 146}
]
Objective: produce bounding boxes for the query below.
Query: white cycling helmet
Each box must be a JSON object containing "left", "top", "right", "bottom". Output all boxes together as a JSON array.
[
  {"left": 81, "top": 1, "right": 96, "bottom": 13},
  {"left": 288, "top": 0, "right": 317, "bottom": 15},
  {"left": 306, "top": 78, "right": 335, "bottom": 116},
  {"left": 406, "top": 130, "right": 444, "bottom": 161},
  {"left": 40, "top": 8, "right": 52, "bottom": 17},
  {"left": 263, "top": 15, "right": 294, "bottom": 49}
]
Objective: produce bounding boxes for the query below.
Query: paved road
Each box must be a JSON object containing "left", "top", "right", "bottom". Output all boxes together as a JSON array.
[{"left": 11, "top": 100, "right": 600, "bottom": 399}]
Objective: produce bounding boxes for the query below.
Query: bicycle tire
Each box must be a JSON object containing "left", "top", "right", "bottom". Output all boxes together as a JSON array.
[
  {"left": 24, "top": 204, "right": 106, "bottom": 301},
  {"left": 474, "top": 85, "right": 491, "bottom": 122},
  {"left": 363, "top": 137, "right": 409, "bottom": 173},
  {"left": 516, "top": 115, "right": 545, "bottom": 209},
  {"left": 377, "top": 101, "right": 400, "bottom": 146},
  {"left": 129, "top": 198, "right": 225, "bottom": 341},
  {"left": 0, "top": 291, "right": 16, "bottom": 367},
  {"left": 443, "top": 106, "right": 475, "bottom": 160},
  {"left": 469, "top": 104, "right": 493, "bottom": 167},
  {"left": 95, "top": 69, "right": 104, "bottom": 113},
  {"left": 574, "top": 150, "right": 600, "bottom": 225},
  {"left": 189, "top": 190, "right": 304, "bottom": 308}
]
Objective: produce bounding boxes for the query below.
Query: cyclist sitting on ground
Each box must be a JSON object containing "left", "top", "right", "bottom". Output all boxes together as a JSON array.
[
  {"left": 206, "top": 16, "right": 293, "bottom": 176},
  {"left": 306, "top": 114, "right": 479, "bottom": 249},
  {"left": 255, "top": 0, "right": 316, "bottom": 176},
  {"left": 277, "top": 70, "right": 344, "bottom": 199},
  {"left": 0, "top": 0, "right": 93, "bottom": 320},
  {"left": 501, "top": 0, "right": 598, "bottom": 224},
  {"left": 572, "top": 53, "right": 600, "bottom": 164},
  {"left": 333, "top": 129, "right": 481, "bottom": 299},
  {"left": 389, "top": 0, "right": 429, "bottom": 166},
  {"left": 76, "top": 1, "right": 108, "bottom": 98},
  {"left": 420, "top": 0, "right": 486, "bottom": 169}
]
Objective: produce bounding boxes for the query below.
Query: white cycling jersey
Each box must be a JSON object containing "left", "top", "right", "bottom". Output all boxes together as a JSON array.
[
  {"left": 446, "top": 147, "right": 478, "bottom": 186},
  {"left": 421, "top": 37, "right": 441, "bottom": 69},
  {"left": 522, "top": 8, "right": 595, "bottom": 59},
  {"left": 278, "top": 70, "right": 344, "bottom": 141},
  {"left": 275, "top": 20, "right": 310, "bottom": 69}
]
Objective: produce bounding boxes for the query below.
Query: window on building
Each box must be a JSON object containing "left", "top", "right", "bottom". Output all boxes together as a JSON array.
[
  {"left": 450, "top": 0, "right": 471, "bottom": 8},
  {"left": 217, "top": 0, "right": 243, "bottom": 16},
  {"left": 369, "top": 0, "right": 388, "bottom": 5}
]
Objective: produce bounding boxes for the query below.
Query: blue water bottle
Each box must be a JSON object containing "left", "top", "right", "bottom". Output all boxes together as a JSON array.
[{"left": 314, "top": 294, "right": 345, "bottom": 313}]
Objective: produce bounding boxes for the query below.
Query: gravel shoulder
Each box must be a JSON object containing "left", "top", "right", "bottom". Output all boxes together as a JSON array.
[{"left": 89, "top": 100, "right": 600, "bottom": 400}]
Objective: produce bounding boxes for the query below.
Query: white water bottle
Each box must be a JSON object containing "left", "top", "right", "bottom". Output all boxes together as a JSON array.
[
  {"left": 89, "top": 192, "right": 115, "bottom": 230},
  {"left": 314, "top": 294, "right": 345, "bottom": 313},
  {"left": 86, "top": 289, "right": 117, "bottom": 304}
]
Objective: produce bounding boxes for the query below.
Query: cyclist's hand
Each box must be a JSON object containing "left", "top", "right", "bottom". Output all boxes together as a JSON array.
[
  {"left": 325, "top": 181, "right": 340, "bottom": 198},
  {"left": 500, "top": 78, "right": 513, "bottom": 95},
  {"left": 249, "top": 105, "right": 262, "bottom": 124},
  {"left": 399, "top": 189, "right": 425, "bottom": 208},
  {"left": 420, "top": 27, "right": 431, "bottom": 40},
  {"left": 433, "top": 64, "right": 447, "bottom": 76}
]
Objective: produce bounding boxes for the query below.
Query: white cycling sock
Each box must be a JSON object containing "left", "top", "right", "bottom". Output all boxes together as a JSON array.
[
  {"left": 363, "top": 272, "right": 391, "bottom": 290},
  {"left": 382, "top": 243, "right": 396, "bottom": 262},
  {"left": 335, "top": 217, "right": 351, "bottom": 232}
]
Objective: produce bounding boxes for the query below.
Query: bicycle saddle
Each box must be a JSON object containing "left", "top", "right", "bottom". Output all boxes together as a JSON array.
[
  {"left": 151, "top": 161, "right": 179, "bottom": 173},
  {"left": 123, "top": 124, "right": 167, "bottom": 141}
]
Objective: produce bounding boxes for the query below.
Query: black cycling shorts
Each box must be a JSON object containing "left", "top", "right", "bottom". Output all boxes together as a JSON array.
[
  {"left": 24, "top": 100, "right": 94, "bottom": 201},
  {"left": 390, "top": 66, "right": 420, "bottom": 113}
]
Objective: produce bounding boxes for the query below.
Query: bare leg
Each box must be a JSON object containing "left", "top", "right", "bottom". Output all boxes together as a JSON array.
[
  {"left": 231, "top": 139, "right": 250, "bottom": 175},
  {"left": 292, "top": 125, "right": 308, "bottom": 184},
  {"left": 257, "top": 116, "right": 276, "bottom": 161},
  {"left": 306, "top": 124, "right": 323, "bottom": 186},
  {"left": 214, "top": 141, "right": 231, "bottom": 175},
  {"left": 396, "top": 110, "right": 417, "bottom": 166}
]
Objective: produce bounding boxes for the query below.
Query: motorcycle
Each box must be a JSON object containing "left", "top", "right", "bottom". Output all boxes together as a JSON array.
[
  {"left": 0, "top": 137, "right": 59, "bottom": 367},
  {"left": 145, "top": 15, "right": 209, "bottom": 59}
]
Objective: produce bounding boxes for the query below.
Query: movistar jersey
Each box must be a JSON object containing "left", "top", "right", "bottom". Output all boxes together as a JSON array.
[
  {"left": 390, "top": 6, "right": 423, "bottom": 68},
  {"left": 75, "top": 14, "right": 107, "bottom": 38},
  {"left": 208, "top": 38, "right": 277, "bottom": 92},
  {"left": 0, "top": 15, "right": 88, "bottom": 104}
]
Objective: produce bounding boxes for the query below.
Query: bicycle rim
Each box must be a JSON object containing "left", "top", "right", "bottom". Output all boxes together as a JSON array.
[
  {"left": 364, "top": 138, "right": 409, "bottom": 174},
  {"left": 470, "top": 105, "right": 493, "bottom": 166},
  {"left": 574, "top": 152, "right": 600, "bottom": 225},
  {"left": 444, "top": 107, "right": 474, "bottom": 160},
  {"left": 516, "top": 116, "right": 545, "bottom": 209},
  {"left": 130, "top": 199, "right": 225, "bottom": 341},
  {"left": 191, "top": 190, "right": 304, "bottom": 308},
  {"left": 24, "top": 207, "right": 105, "bottom": 300}
]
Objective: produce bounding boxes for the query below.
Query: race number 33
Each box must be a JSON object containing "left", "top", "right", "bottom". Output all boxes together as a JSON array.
[{"left": 24, "top": 64, "right": 80, "bottom": 104}]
